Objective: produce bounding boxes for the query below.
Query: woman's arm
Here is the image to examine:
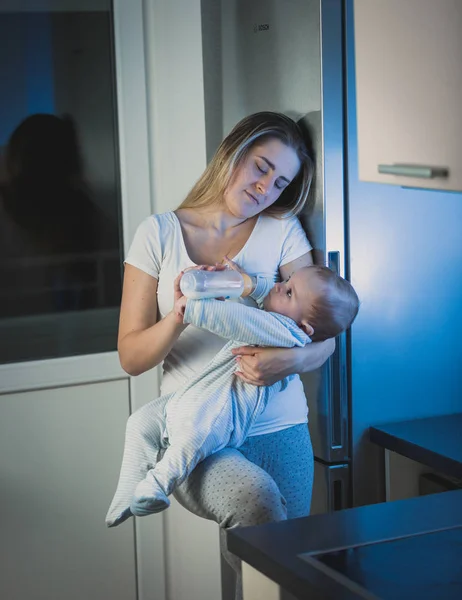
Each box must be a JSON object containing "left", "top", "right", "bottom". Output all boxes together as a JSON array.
[
  {"left": 232, "top": 339, "right": 335, "bottom": 385},
  {"left": 279, "top": 251, "right": 314, "bottom": 278},
  {"left": 231, "top": 251, "right": 335, "bottom": 385},
  {"left": 118, "top": 265, "right": 186, "bottom": 376}
]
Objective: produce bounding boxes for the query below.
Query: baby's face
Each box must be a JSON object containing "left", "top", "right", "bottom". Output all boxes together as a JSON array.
[{"left": 263, "top": 267, "right": 322, "bottom": 324}]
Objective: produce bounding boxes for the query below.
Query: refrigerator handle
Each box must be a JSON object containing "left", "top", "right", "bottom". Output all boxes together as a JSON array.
[{"left": 327, "top": 252, "right": 349, "bottom": 458}]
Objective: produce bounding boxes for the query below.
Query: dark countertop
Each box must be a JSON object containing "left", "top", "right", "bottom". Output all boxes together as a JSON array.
[
  {"left": 369, "top": 412, "right": 462, "bottom": 479},
  {"left": 228, "top": 489, "right": 462, "bottom": 600}
]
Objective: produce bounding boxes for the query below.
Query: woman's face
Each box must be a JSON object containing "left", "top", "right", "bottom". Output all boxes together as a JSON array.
[{"left": 223, "top": 138, "right": 301, "bottom": 219}]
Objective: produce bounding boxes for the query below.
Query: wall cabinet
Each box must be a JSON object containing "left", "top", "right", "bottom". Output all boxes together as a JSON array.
[
  {"left": 354, "top": 0, "right": 462, "bottom": 191},
  {"left": 0, "top": 381, "right": 137, "bottom": 600}
]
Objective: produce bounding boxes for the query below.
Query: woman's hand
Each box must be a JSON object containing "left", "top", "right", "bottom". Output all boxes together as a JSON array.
[
  {"left": 172, "top": 264, "right": 228, "bottom": 323},
  {"left": 233, "top": 346, "right": 297, "bottom": 386},
  {"left": 172, "top": 272, "right": 189, "bottom": 325},
  {"left": 231, "top": 338, "right": 335, "bottom": 386},
  {"left": 177, "top": 263, "right": 229, "bottom": 305},
  {"left": 184, "top": 264, "right": 227, "bottom": 273}
]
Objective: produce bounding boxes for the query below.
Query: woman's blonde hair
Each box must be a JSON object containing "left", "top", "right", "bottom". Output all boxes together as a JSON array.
[{"left": 178, "top": 111, "right": 314, "bottom": 218}]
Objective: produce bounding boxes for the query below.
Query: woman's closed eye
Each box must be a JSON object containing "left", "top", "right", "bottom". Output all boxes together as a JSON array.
[
  {"left": 256, "top": 162, "right": 287, "bottom": 190},
  {"left": 256, "top": 162, "right": 267, "bottom": 174}
]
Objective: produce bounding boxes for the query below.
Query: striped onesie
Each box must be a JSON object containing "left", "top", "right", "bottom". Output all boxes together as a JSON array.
[{"left": 106, "top": 293, "right": 310, "bottom": 527}]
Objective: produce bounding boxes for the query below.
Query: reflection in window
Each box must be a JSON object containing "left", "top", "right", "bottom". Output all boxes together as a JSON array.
[{"left": 0, "top": 3, "right": 122, "bottom": 364}]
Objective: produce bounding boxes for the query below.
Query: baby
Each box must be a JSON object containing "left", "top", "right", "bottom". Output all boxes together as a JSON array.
[
  {"left": 257, "top": 264, "right": 358, "bottom": 342},
  {"left": 106, "top": 264, "right": 359, "bottom": 527}
]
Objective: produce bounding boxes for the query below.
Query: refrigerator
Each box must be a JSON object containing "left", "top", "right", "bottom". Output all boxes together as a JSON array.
[
  {"left": 202, "top": 0, "right": 352, "bottom": 514},
  {"left": 201, "top": 0, "right": 462, "bottom": 519}
]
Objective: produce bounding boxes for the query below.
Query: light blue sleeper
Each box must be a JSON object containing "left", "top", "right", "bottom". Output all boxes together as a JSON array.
[{"left": 106, "top": 290, "right": 310, "bottom": 527}]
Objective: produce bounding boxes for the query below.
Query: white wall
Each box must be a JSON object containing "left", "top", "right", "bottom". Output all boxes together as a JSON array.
[
  {"left": 144, "top": 0, "right": 207, "bottom": 216},
  {"left": 143, "top": 3, "right": 221, "bottom": 600}
]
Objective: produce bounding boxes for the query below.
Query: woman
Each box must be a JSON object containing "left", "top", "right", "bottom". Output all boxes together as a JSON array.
[{"left": 118, "top": 111, "right": 335, "bottom": 598}]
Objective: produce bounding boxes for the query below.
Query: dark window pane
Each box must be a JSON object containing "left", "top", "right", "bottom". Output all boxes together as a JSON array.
[{"left": 0, "top": 2, "right": 122, "bottom": 363}]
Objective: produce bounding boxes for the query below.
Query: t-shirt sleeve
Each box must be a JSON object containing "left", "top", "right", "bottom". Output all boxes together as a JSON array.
[
  {"left": 124, "top": 216, "right": 162, "bottom": 279},
  {"left": 279, "top": 216, "right": 312, "bottom": 267},
  {"left": 184, "top": 298, "right": 309, "bottom": 348}
]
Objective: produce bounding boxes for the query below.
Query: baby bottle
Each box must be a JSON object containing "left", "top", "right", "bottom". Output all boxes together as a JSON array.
[{"left": 180, "top": 269, "right": 251, "bottom": 300}]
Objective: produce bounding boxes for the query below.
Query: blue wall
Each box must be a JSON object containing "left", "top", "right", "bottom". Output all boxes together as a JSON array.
[{"left": 345, "top": 0, "right": 462, "bottom": 503}]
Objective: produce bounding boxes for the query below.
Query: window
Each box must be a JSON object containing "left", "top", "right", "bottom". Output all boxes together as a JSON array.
[{"left": 0, "top": 1, "right": 123, "bottom": 363}]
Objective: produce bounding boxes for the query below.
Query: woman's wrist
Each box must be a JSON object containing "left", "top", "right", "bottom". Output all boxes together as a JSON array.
[
  {"left": 118, "top": 312, "right": 187, "bottom": 376},
  {"left": 168, "top": 308, "right": 189, "bottom": 330},
  {"left": 298, "top": 338, "right": 335, "bottom": 374},
  {"left": 280, "top": 347, "right": 301, "bottom": 377},
  {"left": 273, "top": 346, "right": 319, "bottom": 378}
]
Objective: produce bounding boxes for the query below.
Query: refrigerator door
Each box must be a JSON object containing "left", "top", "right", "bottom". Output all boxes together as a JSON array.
[
  {"left": 300, "top": 0, "right": 349, "bottom": 465},
  {"left": 202, "top": 0, "right": 348, "bottom": 473},
  {"left": 304, "top": 317, "right": 349, "bottom": 464},
  {"left": 311, "top": 460, "right": 350, "bottom": 515},
  {"left": 202, "top": 0, "right": 323, "bottom": 146}
]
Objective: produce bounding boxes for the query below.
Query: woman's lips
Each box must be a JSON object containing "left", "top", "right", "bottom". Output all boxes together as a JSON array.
[{"left": 245, "top": 191, "right": 259, "bottom": 204}]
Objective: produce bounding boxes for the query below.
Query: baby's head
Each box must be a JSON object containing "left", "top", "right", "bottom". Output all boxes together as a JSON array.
[{"left": 263, "top": 266, "right": 359, "bottom": 341}]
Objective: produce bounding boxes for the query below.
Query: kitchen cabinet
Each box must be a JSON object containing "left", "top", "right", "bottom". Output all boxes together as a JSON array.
[
  {"left": 0, "top": 380, "right": 137, "bottom": 600},
  {"left": 353, "top": 0, "right": 462, "bottom": 191},
  {"left": 229, "top": 490, "right": 462, "bottom": 600}
]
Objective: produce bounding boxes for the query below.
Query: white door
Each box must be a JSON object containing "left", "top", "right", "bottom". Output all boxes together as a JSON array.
[{"left": 0, "top": 1, "right": 165, "bottom": 599}]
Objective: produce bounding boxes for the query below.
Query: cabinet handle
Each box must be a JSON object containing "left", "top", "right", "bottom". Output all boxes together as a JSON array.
[{"left": 378, "top": 164, "right": 448, "bottom": 179}]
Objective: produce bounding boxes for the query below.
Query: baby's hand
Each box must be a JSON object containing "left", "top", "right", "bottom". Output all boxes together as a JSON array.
[{"left": 222, "top": 256, "right": 254, "bottom": 297}]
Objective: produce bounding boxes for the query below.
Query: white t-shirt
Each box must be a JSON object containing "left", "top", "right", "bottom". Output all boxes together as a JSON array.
[{"left": 125, "top": 211, "right": 312, "bottom": 436}]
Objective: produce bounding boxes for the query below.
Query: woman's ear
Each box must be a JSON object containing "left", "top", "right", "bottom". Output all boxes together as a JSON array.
[{"left": 299, "top": 319, "right": 314, "bottom": 338}]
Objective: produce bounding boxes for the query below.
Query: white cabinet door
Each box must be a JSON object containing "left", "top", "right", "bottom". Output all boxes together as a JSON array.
[
  {"left": 0, "top": 380, "right": 136, "bottom": 600},
  {"left": 354, "top": 0, "right": 462, "bottom": 191}
]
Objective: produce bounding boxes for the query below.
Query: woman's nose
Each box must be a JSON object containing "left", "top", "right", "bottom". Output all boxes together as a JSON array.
[
  {"left": 256, "top": 174, "right": 272, "bottom": 196},
  {"left": 255, "top": 180, "right": 267, "bottom": 195}
]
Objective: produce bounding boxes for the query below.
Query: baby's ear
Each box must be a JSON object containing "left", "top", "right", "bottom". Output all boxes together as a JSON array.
[{"left": 299, "top": 320, "right": 314, "bottom": 338}]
